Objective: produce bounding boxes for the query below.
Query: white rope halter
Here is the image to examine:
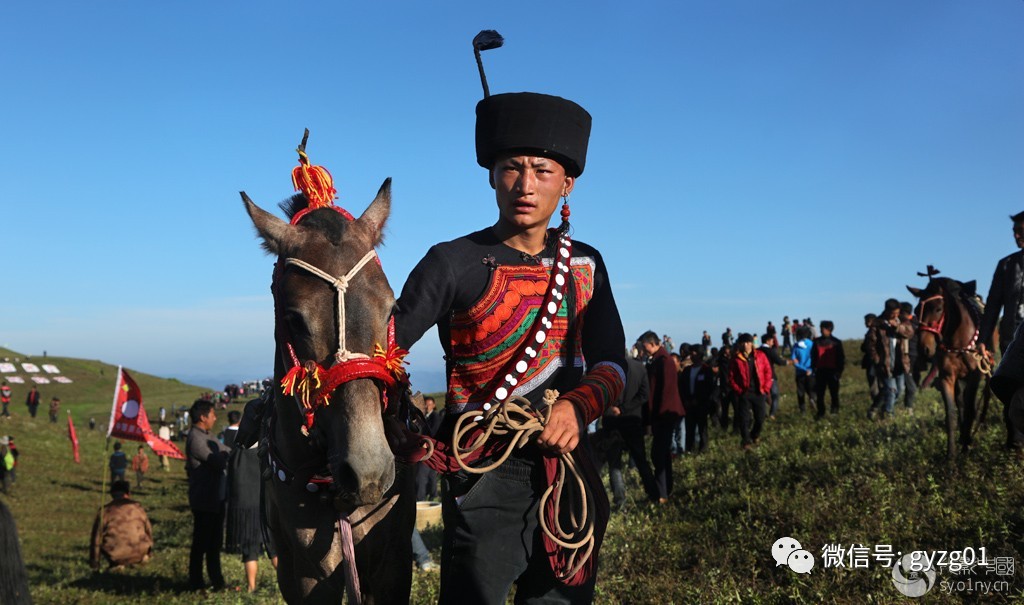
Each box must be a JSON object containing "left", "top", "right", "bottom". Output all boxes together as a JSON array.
[{"left": 284, "top": 249, "right": 379, "bottom": 363}]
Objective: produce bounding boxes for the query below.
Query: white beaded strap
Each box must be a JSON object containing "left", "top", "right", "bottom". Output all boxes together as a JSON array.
[{"left": 481, "top": 234, "right": 573, "bottom": 414}]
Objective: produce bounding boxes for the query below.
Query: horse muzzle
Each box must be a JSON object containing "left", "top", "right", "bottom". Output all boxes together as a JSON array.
[{"left": 329, "top": 451, "right": 396, "bottom": 510}]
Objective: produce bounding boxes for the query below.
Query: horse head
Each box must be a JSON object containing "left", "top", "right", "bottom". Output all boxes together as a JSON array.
[
  {"left": 242, "top": 179, "right": 397, "bottom": 511},
  {"left": 907, "top": 277, "right": 979, "bottom": 361},
  {"left": 908, "top": 279, "right": 944, "bottom": 361}
]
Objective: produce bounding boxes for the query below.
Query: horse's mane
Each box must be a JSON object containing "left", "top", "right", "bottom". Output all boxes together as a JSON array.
[
  {"left": 277, "top": 193, "right": 351, "bottom": 246},
  {"left": 937, "top": 277, "right": 963, "bottom": 300},
  {"left": 934, "top": 277, "right": 985, "bottom": 318},
  {"left": 278, "top": 193, "right": 309, "bottom": 221}
]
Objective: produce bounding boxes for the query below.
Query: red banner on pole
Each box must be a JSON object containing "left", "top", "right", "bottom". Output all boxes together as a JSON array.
[
  {"left": 67, "top": 411, "right": 80, "bottom": 463},
  {"left": 107, "top": 366, "right": 184, "bottom": 460}
]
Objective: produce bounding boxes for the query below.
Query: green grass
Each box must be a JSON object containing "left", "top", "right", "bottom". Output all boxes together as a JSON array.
[{"left": 3, "top": 344, "right": 1024, "bottom": 603}]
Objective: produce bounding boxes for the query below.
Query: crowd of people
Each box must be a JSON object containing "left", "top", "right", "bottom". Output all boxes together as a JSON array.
[
  {"left": 587, "top": 318, "right": 855, "bottom": 508},
  {"left": 93, "top": 399, "right": 276, "bottom": 593}
]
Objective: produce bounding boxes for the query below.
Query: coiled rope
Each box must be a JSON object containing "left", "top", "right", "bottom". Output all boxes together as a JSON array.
[{"left": 451, "top": 389, "right": 595, "bottom": 581}]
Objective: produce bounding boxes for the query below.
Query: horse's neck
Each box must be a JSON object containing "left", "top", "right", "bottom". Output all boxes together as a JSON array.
[{"left": 944, "top": 290, "right": 977, "bottom": 349}]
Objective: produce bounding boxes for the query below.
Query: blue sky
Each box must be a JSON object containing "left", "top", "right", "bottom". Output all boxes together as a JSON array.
[{"left": 2, "top": 2, "right": 1022, "bottom": 391}]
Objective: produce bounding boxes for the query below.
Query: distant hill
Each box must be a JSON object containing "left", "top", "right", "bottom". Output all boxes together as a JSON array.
[{"left": 0, "top": 346, "right": 215, "bottom": 420}]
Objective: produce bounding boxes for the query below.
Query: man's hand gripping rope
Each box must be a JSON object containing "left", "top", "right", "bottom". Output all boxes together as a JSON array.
[{"left": 452, "top": 390, "right": 595, "bottom": 581}]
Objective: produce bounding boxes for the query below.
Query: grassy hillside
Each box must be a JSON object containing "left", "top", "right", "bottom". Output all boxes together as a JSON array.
[
  {"left": 2, "top": 343, "right": 1023, "bottom": 603},
  {"left": 0, "top": 347, "right": 214, "bottom": 421}
]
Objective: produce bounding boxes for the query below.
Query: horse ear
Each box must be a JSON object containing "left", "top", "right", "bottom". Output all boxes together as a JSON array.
[
  {"left": 906, "top": 285, "right": 922, "bottom": 297},
  {"left": 964, "top": 280, "right": 977, "bottom": 296},
  {"left": 358, "top": 178, "right": 391, "bottom": 246},
  {"left": 241, "top": 191, "right": 291, "bottom": 255}
]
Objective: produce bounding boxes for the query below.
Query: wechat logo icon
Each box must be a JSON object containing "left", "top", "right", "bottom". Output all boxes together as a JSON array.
[
  {"left": 772, "top": 537, "right": 815, "bottom": 574},
  {"left": 891, "top": 553, "right": 936, "bottom": 598}
]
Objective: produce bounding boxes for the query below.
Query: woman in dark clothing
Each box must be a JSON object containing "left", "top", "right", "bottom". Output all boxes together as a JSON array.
[{"left": 225, "top": 440, "right": 273, "bottom": 592}]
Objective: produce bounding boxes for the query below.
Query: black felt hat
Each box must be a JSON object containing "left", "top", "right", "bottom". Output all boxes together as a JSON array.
[{"left": 475, "top": 92, "right": 592, "bottom": 177}]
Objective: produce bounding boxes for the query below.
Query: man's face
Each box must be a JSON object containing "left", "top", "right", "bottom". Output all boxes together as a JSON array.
[
  {"left": 491, "top": 155, "right": 573, "bottom": 233},
  {"left": 642, "top": 341, "right": 659, "bottom": 356},
  {"left": 425, "top": 398, "right": 435, "bottom": 413},
  {"left": 200, "top": 410, "right": 216, "bottom": 430},
  {"left": 741, "top": 341, "right": 754, "bottom": 355},
  {"left": 1014, "top": 221, "right": 1024, "bottom": 249}
]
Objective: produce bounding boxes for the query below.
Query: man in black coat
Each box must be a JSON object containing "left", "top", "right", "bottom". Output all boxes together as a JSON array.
[
  {"left": 680, "top": 347, "right": 716, "bottom": 453},
  {"left": 811, "top": 320, "right": 846, "bottom": 417},
  {"left": 981, "top": 210, "right": 1024, "bottom": 447},
  {"left": 981, "top": 211, "right": 1024, "bottom": 356},
  {"left": 603, "top": 354, "right": 658, "bottom": 508}
]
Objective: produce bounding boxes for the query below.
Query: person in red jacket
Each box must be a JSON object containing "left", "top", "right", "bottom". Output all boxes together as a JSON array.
[
  {"left": 729, "top": 333, "right": 773, "bottom": 449},
  {"left": 641, "top": 331, "right": 684, "bottom": 503}
]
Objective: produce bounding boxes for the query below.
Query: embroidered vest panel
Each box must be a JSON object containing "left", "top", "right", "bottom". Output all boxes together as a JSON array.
[{"left": 447, "top": 258, "right": 595, "bottom": 411}]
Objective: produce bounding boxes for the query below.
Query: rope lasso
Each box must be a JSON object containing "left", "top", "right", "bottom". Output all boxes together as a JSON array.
[
  {"left": 452, "top": 389, "right": 596, "bottom": 581},
  {"left": 971, "top": 350, "right": 994, "bottom": 377}
]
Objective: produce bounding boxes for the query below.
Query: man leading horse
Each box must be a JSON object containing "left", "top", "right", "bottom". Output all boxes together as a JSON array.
[
  {"left": 980, "top": 210, "right": 1024, "bottom": 449},
  {"left": 393, "top": 34, "right": 626, "bottom": 604}
]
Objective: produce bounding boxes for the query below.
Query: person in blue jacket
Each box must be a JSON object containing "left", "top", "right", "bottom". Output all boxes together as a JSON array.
[{"left": 791, "top": 326, "right": 816, "bottom": 413}]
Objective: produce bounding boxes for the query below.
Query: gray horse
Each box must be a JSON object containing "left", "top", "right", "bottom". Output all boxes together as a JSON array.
[{"left": 242, "top": 178, "right": 416, "bottom": 604}]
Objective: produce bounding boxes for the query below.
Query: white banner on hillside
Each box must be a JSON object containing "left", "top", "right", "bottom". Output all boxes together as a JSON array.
[
  {"left": 21, "top": 363, "right": 39, "bottom": 373},
  {"left": 0, "top": 363, "right": 15, "bottom": 373},
  {"left": 42, "top": 364, "right": 60, "bottom": 374},
  {"left": 6, "top": 376, "right": 24, "bottom": 384},
  {"left": 54, "top": 376, "right": 73, "bottom": 384},
  {"left": 31, "top": 376, "right": 50, "bottom": 384}
]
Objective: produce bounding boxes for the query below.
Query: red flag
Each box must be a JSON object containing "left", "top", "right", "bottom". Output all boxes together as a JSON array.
[
  {"left": 143, "top": 431, "right": 185, "bottom": 460},
  {"left": 108, "top": 366, "right": 184, "bottom": 460},
  {"left": 67, "top": 411, "right": 80, "bottom": 463}
]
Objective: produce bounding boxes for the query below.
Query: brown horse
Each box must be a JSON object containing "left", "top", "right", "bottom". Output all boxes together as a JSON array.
[
  {"left": 242, "top": 179, "right": 416, "bottom": 604},
  {"left": 908, "top": 276, "right": 991, "bottom": 461}
]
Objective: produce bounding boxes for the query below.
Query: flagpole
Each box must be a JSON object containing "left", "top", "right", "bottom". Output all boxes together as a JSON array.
[
  {"left": 100, "top": 366, "right": 124, "bottom": 534},
  {"left": 107, "top": 366, "right": 123, "bottom": 439}
]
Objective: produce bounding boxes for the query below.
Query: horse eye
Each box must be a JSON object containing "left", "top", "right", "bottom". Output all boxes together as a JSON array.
[{"left": 284, "top": 310, "right": 310, "bottom": 335}]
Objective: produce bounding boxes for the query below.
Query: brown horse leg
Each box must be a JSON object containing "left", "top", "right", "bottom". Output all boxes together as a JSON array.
[{"left": 940, "top": 377, "right": 958, "bottom": 461}]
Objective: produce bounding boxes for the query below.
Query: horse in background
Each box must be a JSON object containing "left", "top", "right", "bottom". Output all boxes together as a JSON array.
[
  {"left": 242, "top": 175, "right": 416, "bottom": 604},
  {"left": 0, "top": 499, "right": 32, "bottom": 605},
  {"left": 908, "top": 274, "right": 992, "bottom": 461}
]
